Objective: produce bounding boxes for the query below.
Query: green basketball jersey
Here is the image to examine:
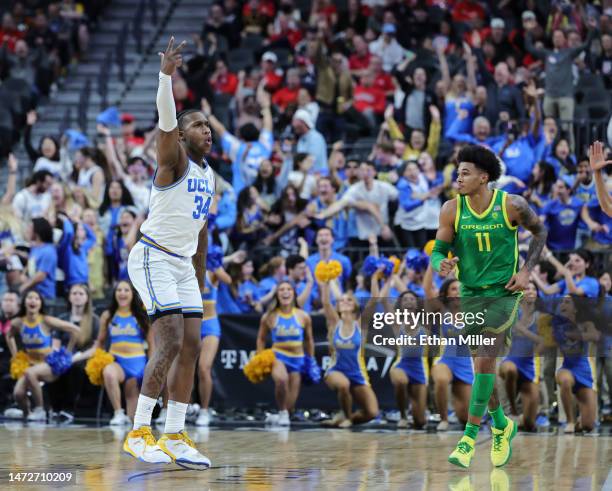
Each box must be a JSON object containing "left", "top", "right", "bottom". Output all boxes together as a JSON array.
[{"left": 452, "top": 189, "right": 518, "bottom": 290}]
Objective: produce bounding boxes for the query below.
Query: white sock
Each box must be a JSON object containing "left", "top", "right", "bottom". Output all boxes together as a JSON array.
[
  {"left": 199, "top": 408, "right": 209, "bottom": 416},
  {"left": 133, "top": 394, "right": 157, "bottom": 430},
  {"left": 279, "top": 410, "right": 288, "bottom": 417},
  {"left": 164, "top": 400, "right": 188, "bottom": 434},
  {"left": 114, "top": 408, "right": 125, "bottom": 416}
]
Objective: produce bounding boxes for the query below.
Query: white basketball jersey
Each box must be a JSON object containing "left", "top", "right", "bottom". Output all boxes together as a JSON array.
[{"left": 140, "top": 159, "right": 215, "bottom": 258}]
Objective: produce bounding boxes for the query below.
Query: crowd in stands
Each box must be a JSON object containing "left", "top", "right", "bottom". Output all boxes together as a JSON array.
[{"left": 0, "top": 1, "right": 610, "bottom": 422}]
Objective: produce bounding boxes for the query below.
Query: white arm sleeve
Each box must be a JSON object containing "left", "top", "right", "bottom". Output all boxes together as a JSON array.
[{"left": 157, "top": 72, "right": 177, "bottom": 132}]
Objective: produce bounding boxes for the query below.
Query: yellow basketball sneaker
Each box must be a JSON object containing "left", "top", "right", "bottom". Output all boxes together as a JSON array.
[
  {"left": 123, "top": 426, "right": 172, "bottom": 464},
  {"left": 448, "top": 435, "right": 476, "bottom": 469},
  {"left": 490, "top": 418, "right": 517, "bottom": 467},
  {"left": 158, "top": 430, "right": 211, "bottom": 470}
]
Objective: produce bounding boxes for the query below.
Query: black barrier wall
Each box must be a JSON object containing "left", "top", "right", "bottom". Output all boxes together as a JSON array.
[{"left": 214, "top": 315, "right": 398, "bottom": 411}]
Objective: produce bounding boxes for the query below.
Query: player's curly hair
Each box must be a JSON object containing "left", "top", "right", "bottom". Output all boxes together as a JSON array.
[{"left": 457, "top": 144, "right": 502, "bottom": 182}]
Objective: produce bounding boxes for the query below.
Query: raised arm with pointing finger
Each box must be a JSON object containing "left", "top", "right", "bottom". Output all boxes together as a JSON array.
[{"left": 589, "top": 141, "right": 612, "bottom": 217}]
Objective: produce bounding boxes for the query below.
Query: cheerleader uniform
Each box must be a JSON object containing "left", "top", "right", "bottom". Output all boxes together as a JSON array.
[
  {"left": 433, "top": 321, "right": 474, "bottom": 385},
  {"left": 392, "top": 327, "right": 428, "bottom": 385},
  {"left": 108, "top": 312, "right": 147, "bottom": 383},
  {"left": 553, "top": 316, "right": 597, "bottom": 393},
  {"left": 504, "top": 312, "right": 541, "bottom": 384},
  {"left": 201, "top": 275, "right": 221, "bottom": 338},
  {"left": 271, "top": 308, "right": 305, "bottom": 373},
  {"left": 326, "top": 321, "right": 369, "bottom": 386},
  {"left": 21, "top": 316, "right": 53, "bottom": 363}
]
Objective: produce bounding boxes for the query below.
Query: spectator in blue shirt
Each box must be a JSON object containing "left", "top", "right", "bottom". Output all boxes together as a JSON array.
[
  {"left": 582, "top": 197, "right": 612, "bottom": 248},
  {"left": 286, "top": 254, "right": 314, "bottom": 312},
  {"left": 306, "top": 176, "right": 349, "bottom": 250},
  {"left": 525, "top": 161, "right": 556, "bottom": 213},
  {"left": 534, "top": 249, "right": 600, "bottom": 298},
  {"left": 20, "top": 217, "right": 57, "bottom": 300},
  {"left": 66, "top": 222, "right": 97, "bottom": 287},
  {"left": 257, "top": 256, "right": 287, "bottom": 308},
  {"left": 306, "top": 227, "right": 352, "bottom": 308},
  {"left": 293, "top": 109, "right": 328, "bottom": 175},
  {"left": 546, "top": 137, "right": 576, "bottom": 176},
  {"left": 540, "top": 177, "right": 583, "bottom": 251},
  {"left": 445, "top": 113, "right": 504, "bottom": 149},
  {"left": 202, "top": 92, "right": 274, "bottom": 193}
]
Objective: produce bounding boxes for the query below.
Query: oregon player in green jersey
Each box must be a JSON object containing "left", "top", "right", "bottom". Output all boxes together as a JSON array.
[{"left": 431, "top": 145, "right": 547, "bottom": 470}]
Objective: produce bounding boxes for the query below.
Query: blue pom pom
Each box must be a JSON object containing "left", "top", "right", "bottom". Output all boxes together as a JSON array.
[
  {"left": 379, "top": 257, "right": 394, "bottom": 276},
  {"left": 301, "top": 355, "right": 321, "bottom": 385},
  {"left": 362, "top": 256, "right": 380, "bottom": 276},
  {"left": 405, "top": 250, "right": 429, "bottom": 273},
  {"left": 45, "top": 347, "right": 73, "bottom": 376},
  {"left": 206, "top": 244, "right": 224, "bottom": 271}
]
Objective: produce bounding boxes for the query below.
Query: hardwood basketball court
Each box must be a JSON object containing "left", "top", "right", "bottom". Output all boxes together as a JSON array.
[{"left": 1, "top": 424, "right": 610, "bottom": 490}]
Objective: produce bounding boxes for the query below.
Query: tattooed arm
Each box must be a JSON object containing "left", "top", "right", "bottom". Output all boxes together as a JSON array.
[{"left": 505, "top": 194, "right": 547, "bottom": 292}]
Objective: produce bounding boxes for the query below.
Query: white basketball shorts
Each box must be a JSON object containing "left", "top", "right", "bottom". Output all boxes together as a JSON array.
[{"left": 128, "top": 238, "right": 203, "bottom": 321}]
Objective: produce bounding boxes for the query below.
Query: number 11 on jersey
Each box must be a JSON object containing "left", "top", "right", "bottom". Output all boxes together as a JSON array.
[{"left": 475, "top": 232, "right": 491, "bottom": 252}]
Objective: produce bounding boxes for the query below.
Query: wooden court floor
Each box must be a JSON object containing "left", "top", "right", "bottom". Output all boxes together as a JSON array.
[{"left": 0, "top": 424, "right": 610, "bottom": 490}]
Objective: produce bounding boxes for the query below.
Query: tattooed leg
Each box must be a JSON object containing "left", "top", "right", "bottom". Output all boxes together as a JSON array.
[{"left": 140, "top": 314, "right": 184, "bottom": 398}]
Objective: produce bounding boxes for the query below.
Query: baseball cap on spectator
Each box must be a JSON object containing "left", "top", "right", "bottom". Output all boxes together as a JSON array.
[
  {"left": 490, "top": 18, "right": 505, "bottom": 29},
  {"left": 262, "top": 51, "right": 278, "bottom": 63},
  {"left": 293, "top": 109, "right": 313, "bottom": 129},
  {"left": 382, "top": 23, "right": 396, "bottom": 35},
  {"left": 121, "top": 113, "right": 135, "bottom": 124},
  {"left": 522, "top": 11, "right": 536, "bottom": 21}
]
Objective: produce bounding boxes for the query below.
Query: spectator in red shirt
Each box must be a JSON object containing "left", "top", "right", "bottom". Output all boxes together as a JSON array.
[
  {"left": 0, "top": 13, "right": 24, "bottom": 53},
  {"left": 211, "top": 59, "right": 238, "bottom": 96},
  {"left": 369, "top": 55, "right": 395, "bottom": 97},
  {"left": 452, "top": 0, "right": 486, "bottom": 25},
  {"left": 261, "top": 51, "right": 283, "bottom": 93},
  {"left": 349, "top": 35, "right": 371, "bottom": 78},
  {"left": 242, "top": 0, "right": 276, "bottom": 36},
  {"left": 353, "top": 69, "right": 386, "bottom": 131},
  {"left": 272, "top": 68, "right": 301, "bottom": 111}
]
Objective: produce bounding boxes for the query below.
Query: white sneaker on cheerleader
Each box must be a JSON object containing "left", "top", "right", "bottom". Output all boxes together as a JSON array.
[
  {"left": 123, "top": 426, "right": 172, "bottom": 464},
  {"left": 264, "top": 413, "right": 279, "bottom": 425},
  {"left": 27, "top": 407, "right": 46, "bottom": 422},
  {"left": 4, "top": 407, "right": 24, "bottom": 419},
  {"left": 155, "top": 407, "right": 167, "bottom": 426},
  {"left": 278, "top": 410, "right": 290, "bottom": 426},
  {"left": 397, "top": 418, "right": 409, "bottom": 429},
  {"left": 158, "top": 430, "right": 211, "bottom": 470},
  {"left": 110, "top": 409, "right": 131, "bottom": 426},
  {"left": 437, "top": 420, "right": 449, "bottom": 431},
  {"left": 186, "top": 403, "right": 200, "bottom": 424},
  {"left": 196, "top": 409, "right": 210, "bottom": 427}
]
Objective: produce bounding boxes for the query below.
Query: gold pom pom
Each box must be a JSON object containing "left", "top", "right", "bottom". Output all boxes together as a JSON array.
[
  {"left": 85, "top": 349, "right": 115, "bottom": 386},
  {"left": 326, "top": 260, "right": 343, "bottom": 280},
  {"left": 243, "top": 349, "right": 276, "bottom": 383},
  {"left": 315, "top": 261, "right": 331, "bottom": 282},
  {"left": 389, "top": 256, "right": 401, "bottom": 274},
  {"left": 10, "top": 351, "right": 31, "bottom": 380}
]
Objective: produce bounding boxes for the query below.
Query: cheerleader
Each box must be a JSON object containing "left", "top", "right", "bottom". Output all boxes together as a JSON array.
[
  {"left": 256, "top": 281, "right": 314, "bottom": 426},
  {"left": 388, "top": 290, "right": 428, "bottom": 429},
  {"left": 196, "top": 248, "right": 242, "bottom": 427},
  {"left": 499, "top": 281, "right": 545, "bottom": 431},
  {"left": 6, "top": 289, "right": 80, "bottom": 421},
  {"left": 81, "top": 281, "right": 152, "bottom": 425},
  {"left": 554, "top": 295, "right": 600, "bottom": 433},
  {"left": 319, "top": 276, "right": 379, "bottom": 428},
  {"left": 424, "top": 265, "right": 473, "bottom": 431}
]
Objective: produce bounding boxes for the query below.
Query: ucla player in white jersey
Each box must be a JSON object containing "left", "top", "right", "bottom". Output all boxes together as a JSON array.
[{"left": 123, "top": 37, "right": 214, "bottom": 469}]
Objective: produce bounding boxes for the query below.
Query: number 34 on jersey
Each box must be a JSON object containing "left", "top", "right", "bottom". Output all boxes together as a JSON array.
[{"left": 188, "top": 177, "right": 213, "bottom": 220}]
